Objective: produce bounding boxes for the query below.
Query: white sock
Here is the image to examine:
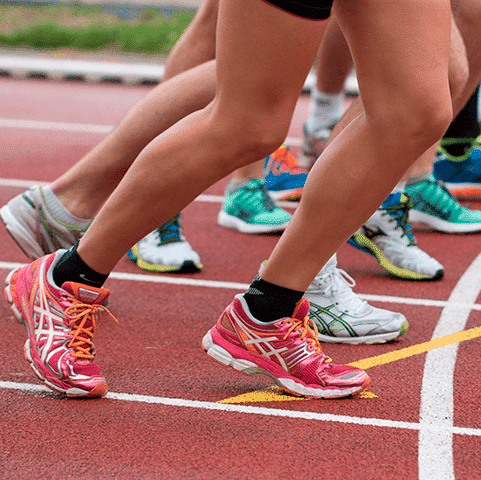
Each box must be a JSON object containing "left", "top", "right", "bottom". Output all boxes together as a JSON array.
[{"left": 305, "top": 87, "right": 345, "bottom": 134}]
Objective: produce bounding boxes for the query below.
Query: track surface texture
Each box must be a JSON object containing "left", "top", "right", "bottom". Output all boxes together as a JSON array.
[{"left": 0, "top": 77, "right": 480, "bottom": 480}]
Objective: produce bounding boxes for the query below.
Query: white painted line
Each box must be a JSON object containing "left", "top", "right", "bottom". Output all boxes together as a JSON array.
[
  {"left": 0, "top": 177, "right": 226, "bottom": 205},
  {"left": 1, "top": 380, "right": 480, "bottom": 436},
  {"left": 0, "top": 118, "right": 300, "bottom": 148},
  {"left": 0, "top": 118, "right": 114, "bottom": 134},
  {"left": 0, "top": 261, "right": 479, "bottom": 311},
  {"left": 418, "top": 252, "right": 481, "bottom": 480}
]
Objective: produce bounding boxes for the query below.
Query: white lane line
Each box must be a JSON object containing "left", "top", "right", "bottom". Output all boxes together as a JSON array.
[
  {"left": 0, "top": 260, "right": 480, "bottom": 311},
  {"left": 418, "top": 252, "right": 481, "bottom": 480},
  {"left": 1, "top": 380, "right": 481, "bottom": 436},
  {"left": 0, "top": 118, "right": 114, "bottom": 134},
  {"left": 0, "top": 117, "right": 301, "bottom": 146}
]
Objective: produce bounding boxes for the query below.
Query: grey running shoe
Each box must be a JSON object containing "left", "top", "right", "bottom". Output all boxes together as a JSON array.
[
  {"left": 0, "top": 185, "right": 90, "bottom": 259},
  {"left": 306, "top": 255, "right": 409, "bottom": 345}
]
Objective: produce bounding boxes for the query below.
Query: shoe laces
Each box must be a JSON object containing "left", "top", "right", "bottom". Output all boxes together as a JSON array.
[
  {"left": 154, "top": 213, "right": 183, "bottom": 246},
  {"left": 241, "top": 179, "right": 276, "bottom": 212},
  {"left": 272, "top": 145, "right": 307, "bottom": 174},
  {"left": 281, "top": 315, "right": 326, "bottom": 357},
  {"left": 64, "top": 299, "right": 118, "bottom": 360},
  {"left": 422, "top": 176, "right": 462, "bottom": 214},
  {"left": 382, "top": 196, "right": 416, "bottom": 246},
  {"left": 313, "top": 267, "right": 369, "bottom": 315}
]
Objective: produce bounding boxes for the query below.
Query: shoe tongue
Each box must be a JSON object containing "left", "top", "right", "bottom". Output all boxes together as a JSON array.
[
  {"left": 62, "top": 282, "right": 110, "bottom": 305},
  {"left": 291, "top": 298, "right": 310, "bottom": 319}
]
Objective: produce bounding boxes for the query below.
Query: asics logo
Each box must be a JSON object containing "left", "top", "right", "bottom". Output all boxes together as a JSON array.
[
  {"left": 231, "top": 308, "right": 314, "bottom": 370},
  {"left": 309, "top": 303, "right": 357, "bottom": 338},
  {"left": 32, "top": 261, "right": 71, "bottom": 367}
]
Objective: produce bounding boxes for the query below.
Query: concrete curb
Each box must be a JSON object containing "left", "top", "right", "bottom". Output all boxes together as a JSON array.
[{"left": 0, "top": 51, "right": 360, "bottom": 93}]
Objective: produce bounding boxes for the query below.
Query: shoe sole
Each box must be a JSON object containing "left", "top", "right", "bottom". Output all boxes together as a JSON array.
[
  {"left": 0, "top": 205, "right": 44, "bottom": 259},
  {"left": 348, "top": 233, "right": 444, "bottom": 281},
  {"left": 316, "top": 320, "right": 409, "bottom": 345},
  {"left": 409, "top": 209, "right": 481, "bottom": 233},
  {"left": 267, "top": 188, "right": 303, "bottom": 202},
  {"left": 4, "top": 269, "right": 108, "bottom": 398},
  {"left": 217, "top": 211, "right": 290, "bottom": 234},
  {"left": 127, "top": 247, "right": 202, "bottom": 273},
  {"left": 202, "top": 329, "right": 370, "bottom": 399}
]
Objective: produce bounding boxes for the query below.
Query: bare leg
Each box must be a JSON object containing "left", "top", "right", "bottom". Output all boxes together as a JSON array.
[
  {"left": 77, "top": 0, "right": 327, "bottom": 273},
  {"left": 261, "top": 0, "right": 452, "bottom": 291},
  {"left": 52, "top": 0, "right": 221, "bottom": 219},
  {"left": 315, "top": 17, "right": 352, "bottom": 94}
]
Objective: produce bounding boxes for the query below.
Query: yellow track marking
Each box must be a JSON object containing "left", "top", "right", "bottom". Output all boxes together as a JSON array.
[{"left": 348, "top": 325, "right": 481, "bottom": 370}]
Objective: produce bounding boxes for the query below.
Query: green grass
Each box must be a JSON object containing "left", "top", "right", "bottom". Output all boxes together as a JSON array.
[{"left": 0, "top": 4, "right": 196, "bottom": 54}]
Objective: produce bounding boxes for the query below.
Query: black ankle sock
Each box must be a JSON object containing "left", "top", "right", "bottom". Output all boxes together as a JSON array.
[
  {"left": 53, "top": 243, "right": 109, "bottom": 289},
  {"left": 243, "top": 275, "right": 304, "bottom": 322}
]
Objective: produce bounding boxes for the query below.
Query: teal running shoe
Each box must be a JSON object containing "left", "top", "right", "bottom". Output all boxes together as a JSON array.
[
  {"left": 217, "top": 178, "right": 291, "bottom": 234},
  {"left": 406, "top": 174, "right": 481, "bottom": 233}
]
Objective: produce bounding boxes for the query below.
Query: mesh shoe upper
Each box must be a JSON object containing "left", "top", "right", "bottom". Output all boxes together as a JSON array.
[
  {"left": 202, "top": 294, "right": 369, "bottom": 398},
  {"left": 127, "top": 214, "right": 202, "bottom": 273},
  {"left": 217, "top": 178, "right": 291, "bottom": 234},
  {"left": 263, "top": 145, "right": 308, "bottom": 201},
  {"left": 405, "top": 174, "right": 481, "bottom": 232},
  {"left": 305, "top": 255, "right": 408, "bottom": 344},
  {"left": 0, "top": 185, "right": 90, "bottom": 260}
]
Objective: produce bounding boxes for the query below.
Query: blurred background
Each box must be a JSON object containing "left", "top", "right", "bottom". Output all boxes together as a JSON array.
[{"left": 0, "top": 0, "right": 201, "bottom": 66}]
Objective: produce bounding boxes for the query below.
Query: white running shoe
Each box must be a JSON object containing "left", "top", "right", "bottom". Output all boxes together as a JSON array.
[
  {"left": 0, "top": 185, "right": 91, "bottom": 259},
  {"left": 127, "top": 214, "right": 202, "bottom": 273},
  {"left": 305, "top": 255, "right": 409, "bottom": 344},
  {"left": 348, "top": 193, "right": 444, "bottom": 280}
]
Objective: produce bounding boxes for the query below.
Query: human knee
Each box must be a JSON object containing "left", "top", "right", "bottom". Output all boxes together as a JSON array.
[
  {"left": 211, "top": 109, "right": 289, "bottom": 166},
  {"left": 370, "top": 94, "right": 452, "bottom": 153}
]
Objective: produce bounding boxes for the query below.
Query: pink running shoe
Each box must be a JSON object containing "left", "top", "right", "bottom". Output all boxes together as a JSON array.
[
  {"left": 4, "top": 250, "right": 115, "bottom": 398},
  {"left": 202, "top": 294, "right": 370, "bottom": 398}
]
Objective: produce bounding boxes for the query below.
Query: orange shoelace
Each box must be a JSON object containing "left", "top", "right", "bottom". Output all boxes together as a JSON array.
[
  {"left": 65, "top": 300, "right": 118, "bottom": 360},
  {"left": 282, "top": 316, "right": 327, "bottom": 358}
]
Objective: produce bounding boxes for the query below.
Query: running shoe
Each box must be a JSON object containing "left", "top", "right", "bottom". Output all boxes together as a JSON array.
[
  {"left": 299, "top": 123, "right": 336, "bottom": 170},
  {"left": 217, "top": 178, "right": 291, "bottom": 234},
  {"left": 434, "top": 137, "right": 481, "bottom": 200},
  {"left": 263, "top": 145, "right": 308, "bottom": 201},
  {"left": 348, "top": 193, "right": 444, "bottom": 280},
  {"left": 4, "top": 250, "right": 115, "bottom": 397},
  {"left": 202, "top": 294, "right": 370, "bottom": 398},
  {"left": 127, "top": 214, "right": 202, "bottom": 273},
  {"left": 0, "top": 185, "right": 91, "bottom": 259},
  {"left": 405, "top": 174, "right": 481, "bottom": 233},
  {"left": 305, "top": 255, "right": 408, "bottom": 344}
]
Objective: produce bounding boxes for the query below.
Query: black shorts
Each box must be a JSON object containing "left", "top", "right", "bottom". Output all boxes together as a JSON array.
[{"left": 263, "top": 0, "right": 332, "bottom": 20}]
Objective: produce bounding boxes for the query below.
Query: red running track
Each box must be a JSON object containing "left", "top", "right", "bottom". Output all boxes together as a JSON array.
[{"left": 0, "top": 78, "right": 480, "bottom": 479}]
